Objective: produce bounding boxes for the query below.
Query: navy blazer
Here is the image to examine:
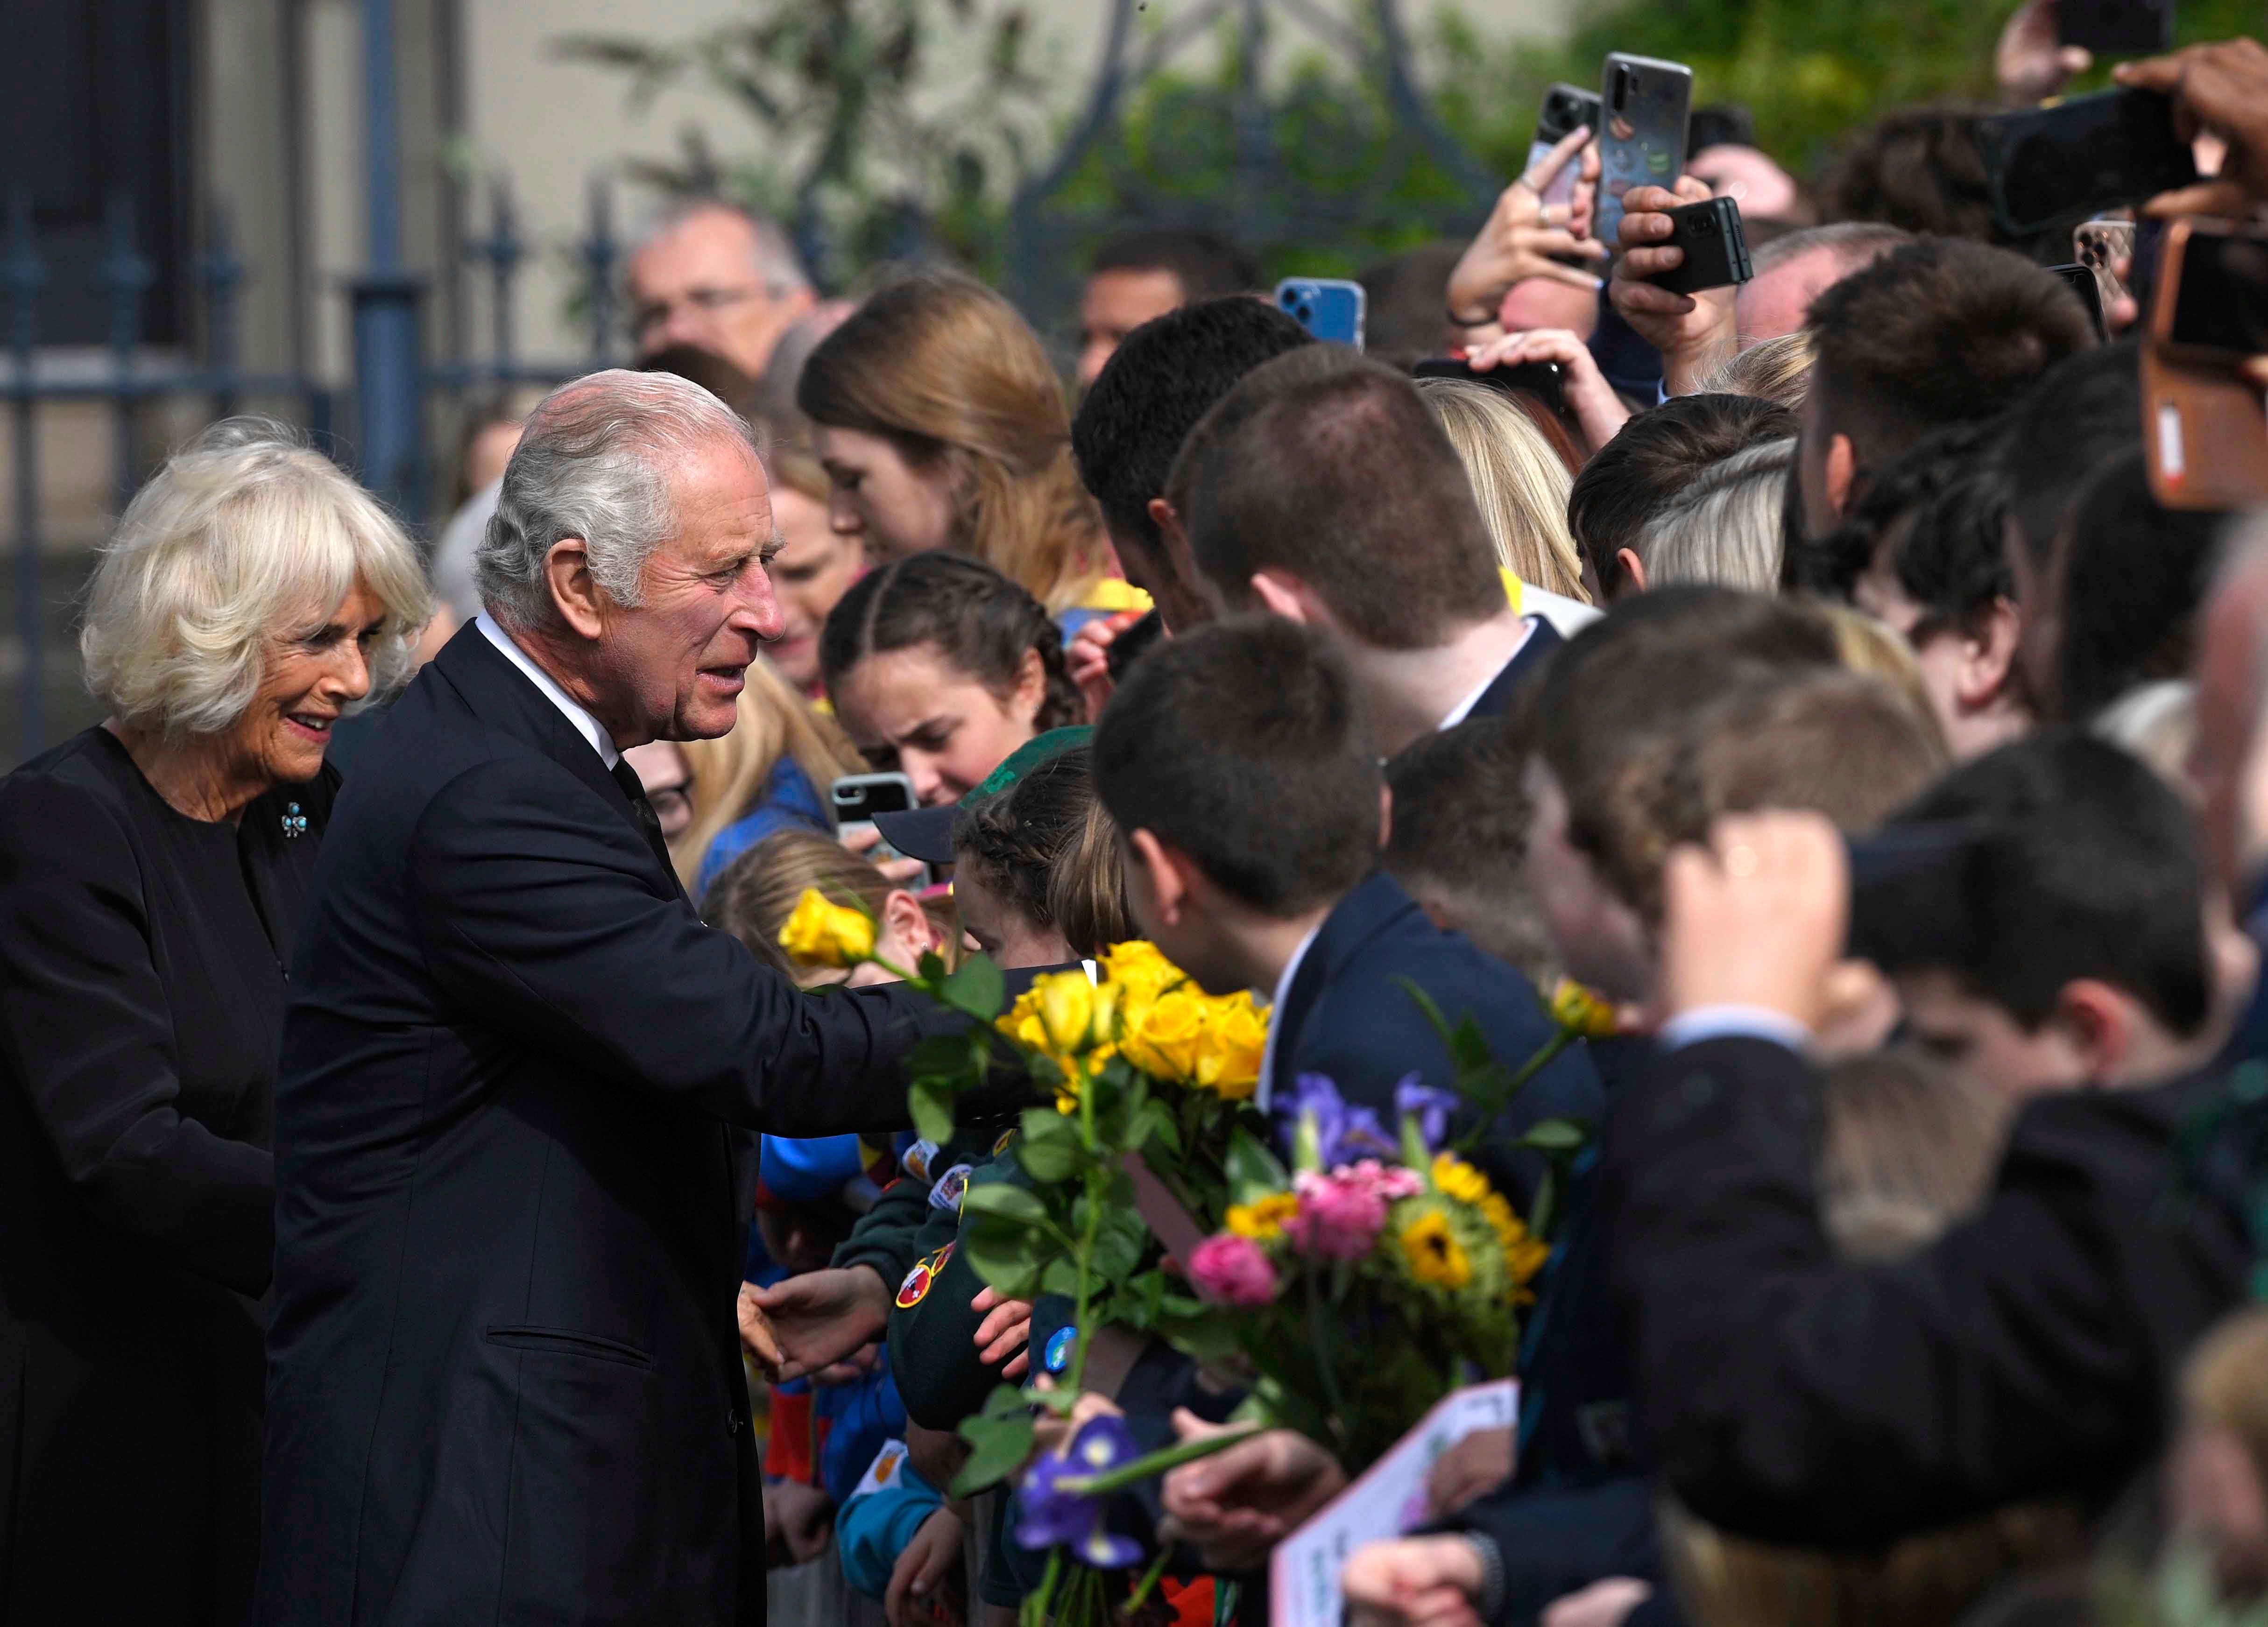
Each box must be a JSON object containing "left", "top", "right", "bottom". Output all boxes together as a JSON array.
[
  {"left": 256, "top": 626, "right": 974, "bottom": 1627},
  {"left": 1465, "top": 617, "right": 1563, "bottom": 723},
  {"left": 1268, "top": 872, "right": 1604, "bottom": 1204}
]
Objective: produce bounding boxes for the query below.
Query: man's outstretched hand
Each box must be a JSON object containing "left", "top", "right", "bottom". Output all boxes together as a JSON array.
[
  {"left": 747, "top": 1266, "right": 891, "bottom": 1382},
  {"left": 1159, "top": 1410, "right": 1347, "bottom": 1572}
]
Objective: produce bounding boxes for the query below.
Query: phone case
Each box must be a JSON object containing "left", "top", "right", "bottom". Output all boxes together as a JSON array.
[
  {"left": 1411, "top": 356, "right": 1568, "bottom": 418},
  {"left": 2057, "top": 0, "right": 2173, "bottom": 55},
  {"left": 1977, "top": 88, "right": 2196, "bottom": 239},
  {"left": 1596, "top": 55, "right": 1693, "bottom": 250},
  {"left": 1647, "top": 197, "right": 1753, "bottom": 295},
  {"left": 1531, "top": 84, "right": 1602, "bottom": 210},
  {"left": 1275, "top": 279, "right": 1366, "bottom": 349},
  {"left": 2140, "top": 345, "right": 2268, "bottom": 510}
]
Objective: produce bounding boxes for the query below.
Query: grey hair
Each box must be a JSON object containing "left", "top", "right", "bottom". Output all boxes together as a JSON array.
[
  {"left": 1750, "top": 221, "right": 1912, "bottom": 280},
  {"left": 81, "top": 417, "right": 431, "bottom": 735},
  {"left": 1641, "top": 437, "right": 1798, "bottom": 593},
  {"left": 631, "top": 197, "right": 811, "bottom": 296},
  {"left": 477, "top": 369, "right": 758, "bottom": 631}
]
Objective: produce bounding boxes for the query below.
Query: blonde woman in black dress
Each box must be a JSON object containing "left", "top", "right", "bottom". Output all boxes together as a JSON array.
[{"left": 0, "top": 420, "right": 428, "bottom": 1624}]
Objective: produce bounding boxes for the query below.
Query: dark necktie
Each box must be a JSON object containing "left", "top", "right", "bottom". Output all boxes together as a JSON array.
[{"left": 609, "top": 757, "right": 677, "bottom": 877}]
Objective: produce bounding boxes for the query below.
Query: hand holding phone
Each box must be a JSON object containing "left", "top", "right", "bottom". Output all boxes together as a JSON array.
[
  {"left": 1978, "top": 86, "right": 2196, "bottom": 237},
  {"left": 2141, "top": 217, "right": 2268, "bottom": 510},
  {"left": 1530, "top": 83, "right": 1603, "bottom": 212},
  {"left": 1450, "top": 328, "right": 1634, "bottom": 455},
  {"left": 2114, "top": 39, "right": 2268, "bottom": 219},
  {"left": 1644, "top": 197, "right": 1754, "bottom": 295},
  {"left": 1607, "top": 177, "right": 1740, "bottom": 394},
  {"left": 1445, "top": 129, "right": 1609, "bottom": 328}
]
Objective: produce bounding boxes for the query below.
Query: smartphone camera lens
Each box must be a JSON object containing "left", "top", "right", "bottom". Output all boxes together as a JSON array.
[{"left": 1610, "top": 67, "right": 1630, "bottom": 112}]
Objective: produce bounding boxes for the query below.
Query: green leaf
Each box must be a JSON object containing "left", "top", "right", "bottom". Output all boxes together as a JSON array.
[
  {"left": 1395, "top": 977, "right": 1455, "bottom": 1046},
  {"left": 1088, "top": 1200, "right": 1148, "bottom": 1281},
  {"left": 1039, "top": 1256, "right": 1084, "bottom": 1297},
  {"left": 961, "top": 1182, "right": 1051, "bottom": 1225},
  {"left": 941, "top": 956, "right": 1006, "bottom": 1021},
  {"left": 1518, "top": 1118, "right": 1589, "bottom": 1152},
  {"left": 906, "top": 1033, "right": 982, "bottom": 1091},
  {"left": 952, "top": 1409, "right": 1036, "bottom": 1495},
  {"left": 1016, "top": 1111, "right": 1083, "bottom": 1183},
  {"left": 1447, "top": 1018, "right": 1498, "bottom": 1077},
  {"left": 982, "top": 1380, "right": 1031, "bottom": 1419},
  {"left": 961, "top": 1210, "right": 1047, "bottom": 1299},
  {"left": 1131, "top": 1097, "right": 1178, "bottom": 1155},
  {"left": 1529, "top": 1165, "right": 1558, "bottom": 1242},
  {"left": 909, "top": 1079, "right": 955, "bottom": 1145},
  {"left": 1225, "top": 1126, "right": 1290, "bottom": 1206}
]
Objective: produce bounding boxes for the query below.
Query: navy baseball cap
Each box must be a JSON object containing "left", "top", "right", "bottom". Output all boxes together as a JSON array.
[{"left": 871, "top": 726, "right": 1094, "bottom": 866}]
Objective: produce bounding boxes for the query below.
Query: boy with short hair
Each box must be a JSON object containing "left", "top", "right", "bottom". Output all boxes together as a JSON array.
[{"left": 1091, "top": 615, "right": 1603, "bottom": 1186}]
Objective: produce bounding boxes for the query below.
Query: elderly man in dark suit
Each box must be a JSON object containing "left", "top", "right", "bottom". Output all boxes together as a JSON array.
[{"left": 255, "top": 370, "right": 968, "bottom": 1626}]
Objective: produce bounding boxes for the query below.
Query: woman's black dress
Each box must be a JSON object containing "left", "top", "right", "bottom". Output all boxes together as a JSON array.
[{"left": 0, "top": 726, "right": 337, "bottom": 1624}]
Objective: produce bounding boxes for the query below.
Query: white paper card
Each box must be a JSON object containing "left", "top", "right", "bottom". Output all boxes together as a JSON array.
[{"left": 1268, "top": 1379, "right": 1519, "bottom": 1627}]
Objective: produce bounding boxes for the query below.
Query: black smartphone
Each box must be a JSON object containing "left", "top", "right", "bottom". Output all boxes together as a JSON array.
[
  {"left": 2161, "top": 220, "right": 2268, "bottom": 361},
  {"left": 1687, "top": 103, "right": 1755, "bottom": 154},
  {"left": 1843, "top": 820, "right": 1996, "bottom": 966},
  {"left": 2045, "top": 262, "right": 2110, "bottom": 340},
  {"left": 2058, "top": 0, "right": 2174, "bottom": 54},
  {"left": 1645, "top": 197, "right": 1754, "bottom": 296},
  {"left": 1977, "top": 88, "right": 2197, "bottom": 238},
  {"left": 1103, "top": 608, "right": 1166, "bottom": 681},
  {"left": 1597, "top": 54, "right": 1694, "bottom": 250},
  {"left": 1412, "top": 356, "right": 1569, "bottom": 419},
  {"left": 1531, "top": 83, "right": 1604, "bottom": 210}
]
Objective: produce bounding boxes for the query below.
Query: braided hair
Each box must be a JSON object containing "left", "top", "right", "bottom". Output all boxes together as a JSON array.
[{"left": 819, "top": 551, "right": 1083, "bottom": 731}]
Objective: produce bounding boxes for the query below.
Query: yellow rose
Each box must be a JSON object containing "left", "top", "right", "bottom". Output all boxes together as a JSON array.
[
  {"left": 778, "top": 887, "right": 876, "bottom": 969},
  {"left": 1036, "top": 971, "right": 1098, "bottom": 1054},
  {"left": 1547, "top": 979, "right": 1619, "bottom": 1040},
  {"left": 1123, "top": 987, "right": 1208, "bottom": 1079},
  {"left": 1193, "top": 995, "right": 1267, "bottom": 1100},
  {"left": 1101, "top": 941, "right": 1187, "bottom": 1032},
  {"left": 1226, "top": 1191, "right": 1298, "bottom": 1240}
]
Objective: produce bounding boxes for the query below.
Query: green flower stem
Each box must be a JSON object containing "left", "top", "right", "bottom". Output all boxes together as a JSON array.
[
  {"left": 1052, "top": 1423, "right": 1261, "bottom": 1497},
  {"left": 1122, "top": 1544, "right": 1175, "bottom": 1616},
  {"left": 1068, "top": 1052, "right": 1103, "bottom": 1395},
  {"left": 1023, "top": 1547, "right": 1064, "bottom": 1627},
  {"left": 1506, "top": 1028, "right": 1575, "bottom": 1092}
]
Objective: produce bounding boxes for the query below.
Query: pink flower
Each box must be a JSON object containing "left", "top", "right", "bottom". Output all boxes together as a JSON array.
[
  {"left": 1339, "top": 1159, "right": 1423, "bottom": 1202},
  {"left": 1189, "top": 1234, "right": 1280, "bottom": 1306},
  {"left": 1283, "top": 1169, "right": 1390, "bottom": 1262}
]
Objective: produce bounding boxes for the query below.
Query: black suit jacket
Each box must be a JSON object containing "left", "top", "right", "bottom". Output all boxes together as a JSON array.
[
  {"left": 1269, "top": 872, "right": 1604, "bottom": 1204},
  {"left": 257, "top": 626, "right": 964, "bottom": 1627},
  {"left": 1464, "top": 617, "right": 1563, "bottom": 723},
  {"left": 1605, "top": 1035, "right": 2248, "bottom": 1547}
]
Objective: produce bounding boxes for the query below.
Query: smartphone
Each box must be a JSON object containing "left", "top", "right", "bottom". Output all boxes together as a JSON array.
[
  {"left": 1645, "top": 197, "right": 1754, "bottom": 296},
  {"left": 2074, "top": 218, "right": 2137, "bottom": 311},
  {"left": 2058, "top": 0, "right": 2174, "bottom": 54},
  {"left": 1530, "top": 83, "right": 1603, "bottom": 210},
  {"left": 1412, "top": 355, "right": 1569, "bottom": 419},
  {"left": 830, "top": 772, "right": 929, "bottom": 880},
  {"left": 2142, "top": 219, "right": 2268, "bottom": 510},
  {"left": 1596, "top": 54, "right": 1694, "bottom": 250},
  {"left": 1275, "top": 278, "right": 1366, "bottom": 348},
  {"left": 2157, "top": 218, "right": 2268, "bottom": 362},
  {"left": 2045, "top": 262, "right": 2109, "bottom": 340},
  {"left": 1687, "top": 103, "right": 1755, "bottom": 155},
  {"left": 1977, "top": 88, "right": 2197, "bottom": 239}
]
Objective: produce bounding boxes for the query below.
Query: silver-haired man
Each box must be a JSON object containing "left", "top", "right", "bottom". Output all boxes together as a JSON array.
[{"left": 255, "top": 369, "right": 973, "bottom": 1627}]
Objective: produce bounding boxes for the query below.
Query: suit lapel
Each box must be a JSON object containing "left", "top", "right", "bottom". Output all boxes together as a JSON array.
[
  {"left": 428, "top": 624, "right": 682, "bottom": 896},
  {"left": 1268, "top": 873, "right": 1416, "bottom": 1088}
]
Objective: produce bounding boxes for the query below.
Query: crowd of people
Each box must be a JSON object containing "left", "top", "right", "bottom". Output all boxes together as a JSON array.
[{"left": 7, "top": 11, "right": 2268, "bottom": 1627}]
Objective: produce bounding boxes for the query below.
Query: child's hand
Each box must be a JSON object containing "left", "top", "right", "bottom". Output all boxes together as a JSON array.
[
  {"left": 970, "top": 1286, "right": 1035, "bottom": 1378},
  {"left": 885, "top": 1506, "right": 966, "bottom": 1627}
]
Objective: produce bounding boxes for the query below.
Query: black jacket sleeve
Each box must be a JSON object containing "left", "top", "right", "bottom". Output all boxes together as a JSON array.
[
  {"left": 1605, "top": 1036, "right": 2247, "bottom": 1548},
  {"left": 0, "top": 775, "right": 273, "bottom": 1294},
  {"left": 407, "top": 757, "right": 958, "bottom": 1136}
]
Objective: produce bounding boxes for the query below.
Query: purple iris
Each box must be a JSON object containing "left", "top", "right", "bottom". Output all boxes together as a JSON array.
[
  {"left": 1395, "top": 1076, "right": 1462, "bottom": 1152},
  {"left": 1278, "top": 1072, "right": 1396, "bottom": 1169},
  {"left": 1014, "top": 1415, "right": 1146, "bottom": 1569}
]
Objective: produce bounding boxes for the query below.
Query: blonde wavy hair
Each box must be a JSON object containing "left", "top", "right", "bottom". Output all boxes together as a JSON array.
[
  {"left": 674, "top": 659, "right": 865, "bottom": 891},
  {"left": 1413, "top": 378, "right": 1589, "bottom": 602},
  {"left": 702, "top": 826, "right": 959, "bottom": 980},
  {"left": 81, "top": 418, "right": 431, "bottom": 736},
  {"left": 797, "top": 269, "right": 1110, "bottom": 614},
  {"left": 1699, "top": 331, "right": 1816, "bottom": 409}
]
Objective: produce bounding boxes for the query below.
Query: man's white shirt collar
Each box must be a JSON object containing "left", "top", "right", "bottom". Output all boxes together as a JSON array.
[
  {"left": 1254, "top": 922, "right": 1324, "bottom": 1113},
  {"left": 475, "top": 612, "right": 621, "bottom": 769},
  {"left": 1436, "top": 617, "right": 1537, "bottom": 731}
]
